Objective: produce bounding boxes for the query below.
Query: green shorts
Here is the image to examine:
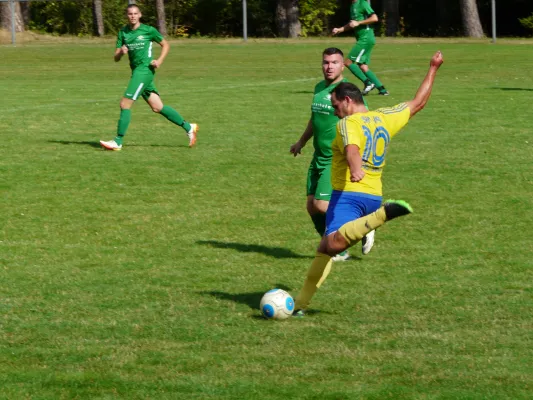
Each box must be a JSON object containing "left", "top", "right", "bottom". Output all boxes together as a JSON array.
[
  {"left": 348, "top": 41, "right": 375, "bottom": 65},
  {"left": 306, "top": 163, "right": 332, "bottom": 201},
  {"left": 124, "top": 67, "right": 159, "bottom": 101}
]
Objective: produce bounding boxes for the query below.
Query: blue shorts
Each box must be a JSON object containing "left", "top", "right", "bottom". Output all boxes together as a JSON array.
[{"left": 325, "top": 191, "right": 382, "bottom": 236}]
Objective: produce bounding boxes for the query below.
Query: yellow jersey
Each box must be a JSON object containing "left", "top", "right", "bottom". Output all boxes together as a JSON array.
[{"left": 331, "top": 103, "right": 411, "bottom": 196}]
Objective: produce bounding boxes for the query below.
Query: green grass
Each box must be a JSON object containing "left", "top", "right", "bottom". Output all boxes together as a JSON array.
[{"left": 1, "top": 38, "right": 532, "bottom": 399}]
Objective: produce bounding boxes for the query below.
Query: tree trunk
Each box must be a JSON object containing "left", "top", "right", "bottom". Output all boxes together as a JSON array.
[
  {"left": 155, "top": 0, "right": 167, "bottom": 36},
  {"left": 382, "top": 0, "right": 399, "bottom": 36},
  {"left": 1, "top": 1, "right": 24, "bottom": 32},
  {"left": 92, "top": 0, "right": 104, "bottom": 37},
  {"left": 276, "top": 0, "right": 300, "bottom": 38},
  {"left": 459, "top": 0, "right": 484, "bottom": 37}
]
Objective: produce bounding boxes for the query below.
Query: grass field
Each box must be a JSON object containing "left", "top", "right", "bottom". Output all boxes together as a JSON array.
[{"left": 1, "top": 38, "right": 532, "bottom": 399}]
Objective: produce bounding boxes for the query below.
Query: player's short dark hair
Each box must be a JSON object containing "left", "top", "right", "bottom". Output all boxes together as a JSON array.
[
  {"left": 323, "top": 47, "right": 344, "bottom": 57},
  {"left": 333, "top": 82, "right": 364, "bottom": 105},
  {"left": 126, "top": 4, "right": 141, "bottom": 12}
]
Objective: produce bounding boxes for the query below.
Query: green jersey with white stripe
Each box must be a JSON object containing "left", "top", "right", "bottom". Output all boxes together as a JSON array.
[
  {"left": 310, "top": 79, "right": 347, "bottom": 166},
  {"left": 350, "top": 0, "right": 376, "bottom": 42},
  {"left": 311, "top": 78, "right": 369, "bottom": 166},
  {"left": 116, "top": 24, "right": 164, "bottom": 70}
]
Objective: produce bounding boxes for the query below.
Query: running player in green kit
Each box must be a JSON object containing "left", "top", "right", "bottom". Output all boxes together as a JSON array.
[
  {"left": 290, "top": 48, "right": 375, "bottom": 262},
  {"left": 100, "top": 4, "right": 198, "bottom": 151},
  {"left": 332, "top": 0, "right": 389, "bottom": 96}
]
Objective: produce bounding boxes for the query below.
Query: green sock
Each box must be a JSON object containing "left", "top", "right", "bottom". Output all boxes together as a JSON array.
[
  {"left": 160, "top": 105, "right": 191, "bottom": 133},
  {"left": 364, "top": 69, "right": 385, "bottom": 89},
  {"left": 347, "top": 63, "right": 368, "bottom": 84},
  {"left": 310, "top": 213, "right": 326, "bottom": 236},
  {"left": 115, "top": 109, "right": 131, "bottom": 145}
]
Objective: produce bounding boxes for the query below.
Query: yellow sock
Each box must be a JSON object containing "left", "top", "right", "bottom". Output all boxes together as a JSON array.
[
  {"left": 338, "top": 206, "right": 387, "bottom": 246},
  {"left": 294, "top": 252, "right": 332, "bottom": 310}
]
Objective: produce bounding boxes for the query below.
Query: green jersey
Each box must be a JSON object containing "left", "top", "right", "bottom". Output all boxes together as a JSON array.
[
  {"left": 350, "top": 0, "right": 376, "bottom": 41},
  {"left": 310, "top": 79, "right": 347, "bottom": 165},
  {"left": 116, "top": 24, "right": 164, "bottom": 70}
]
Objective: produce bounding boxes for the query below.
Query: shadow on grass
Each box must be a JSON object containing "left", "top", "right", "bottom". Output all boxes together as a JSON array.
[
  {"left": 290, "top": 90, "right": 314, "bottom": 94},
  {"left": 490, "top": 87, "right": 533, "bottom": 92},
  {"left": 49, "top": 140, "right": 102, "bottom": 149},
  {"left": 197, "top": 240, "right": 313, "bottom": 259},
  {"left": 202, "top": 283, "right": 291, "bottom": 310},
  {"left": 202, "top": 286, "right": 329, "bottom": 319},
  {"left": 48, "top": 140, "right": 187, "bottom": 149}
]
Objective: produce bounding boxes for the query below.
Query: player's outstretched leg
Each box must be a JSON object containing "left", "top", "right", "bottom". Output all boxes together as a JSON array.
[
  {"left": 158, "top": 105, "right": 198, "bottom": 147},
  {"left": 338, "top": 200, "right": 413, "bottom": 248},
  {"left": 383, "top": 199, "right": 413, "bottom": 220},
  {"left": 293, "top": 252, "right": 333, "bottom": 316}
]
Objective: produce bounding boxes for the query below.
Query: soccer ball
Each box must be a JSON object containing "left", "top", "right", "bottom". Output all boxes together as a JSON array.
[{"left": 260, "top": 289, "right": 295, "bottom": 320}]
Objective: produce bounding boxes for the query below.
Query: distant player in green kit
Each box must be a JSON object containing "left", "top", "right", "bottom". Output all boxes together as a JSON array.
[
  {"left": 290, "top": 48, "right": 375, "bottom": 263},
  {"left": 100, "top": 4, "right": 198, "bottom": 151},
  {"left": 332, "top": 0, "right": 389, "bottom": 96}
]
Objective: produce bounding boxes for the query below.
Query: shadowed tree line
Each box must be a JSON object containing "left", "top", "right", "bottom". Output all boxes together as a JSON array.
[{"left": 1, "top": 0, "right": 532, "bottom": 38}]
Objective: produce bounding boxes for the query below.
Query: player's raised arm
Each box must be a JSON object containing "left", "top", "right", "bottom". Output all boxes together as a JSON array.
[{"left": 406, "top": 51, "right": 444, "bottom": 118}]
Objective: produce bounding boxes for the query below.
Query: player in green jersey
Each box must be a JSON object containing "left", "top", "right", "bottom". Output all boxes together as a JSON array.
[
  {"left": 290, "top": 48, "right": 375, "bottom": 263},
  {"left": 332, "top": 0, "right": 389, "bottom": 96},
  {"left": 100, "top": 4, "right": 198, "bottom": 151}
]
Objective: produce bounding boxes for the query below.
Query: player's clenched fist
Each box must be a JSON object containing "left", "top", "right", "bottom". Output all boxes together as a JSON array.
[
  {"left": 430, "top": 51, "right": 444, "bottom": 68},
  {"left": 350, "top": 170, "right": 365, "bottom": 182}
]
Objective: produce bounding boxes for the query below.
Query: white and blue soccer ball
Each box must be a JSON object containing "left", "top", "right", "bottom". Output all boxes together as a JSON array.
[{"left": 260, "top": 289, "right": 294, "bottom": 320}]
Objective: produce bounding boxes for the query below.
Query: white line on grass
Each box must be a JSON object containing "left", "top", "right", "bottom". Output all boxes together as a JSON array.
[{"left": 3, "top": 68, "right": 418, "bottom": 114}]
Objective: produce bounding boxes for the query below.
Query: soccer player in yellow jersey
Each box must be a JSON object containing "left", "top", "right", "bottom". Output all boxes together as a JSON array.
[{"left": 293, "top": 51, "right": 444, "bottom": 316}]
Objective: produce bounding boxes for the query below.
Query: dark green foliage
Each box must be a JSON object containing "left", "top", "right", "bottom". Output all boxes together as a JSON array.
[
  {"left": 299, "top": 0, "right": 337, "bottom": 37},
  {"left": 21, "top": 0, "right": 533, "bottom": 37},
  {"left": 518, "top": 13, "right": 533, "bottom": 35}
]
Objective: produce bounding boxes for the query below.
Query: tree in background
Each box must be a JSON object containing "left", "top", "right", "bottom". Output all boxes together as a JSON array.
[
  {"left": 155, "top": 0, "right": 167, "bottom": 35},
  {"left": 519, "top": 13, "right": 533, "bottom": 34},
  {"left": 276, "top": 0, "right": 300, "bottom": 37},
  {"left": 13, "top": 0, "right": 533, "bottom": 39},
  {"left": 1, "top": 1, "right": 25, "bottom": 32},
  {"left": 299, "top": 0, "right": 337, "bottom": 37},
  {"left": 382, "top": 0, "right": 400, "bottom": 36},
  {"left": 459, "top": 0, "right": 484, "bottom": 37},
  {"left": 92, "top": 0, "right": 104, "bottom": 36}
]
